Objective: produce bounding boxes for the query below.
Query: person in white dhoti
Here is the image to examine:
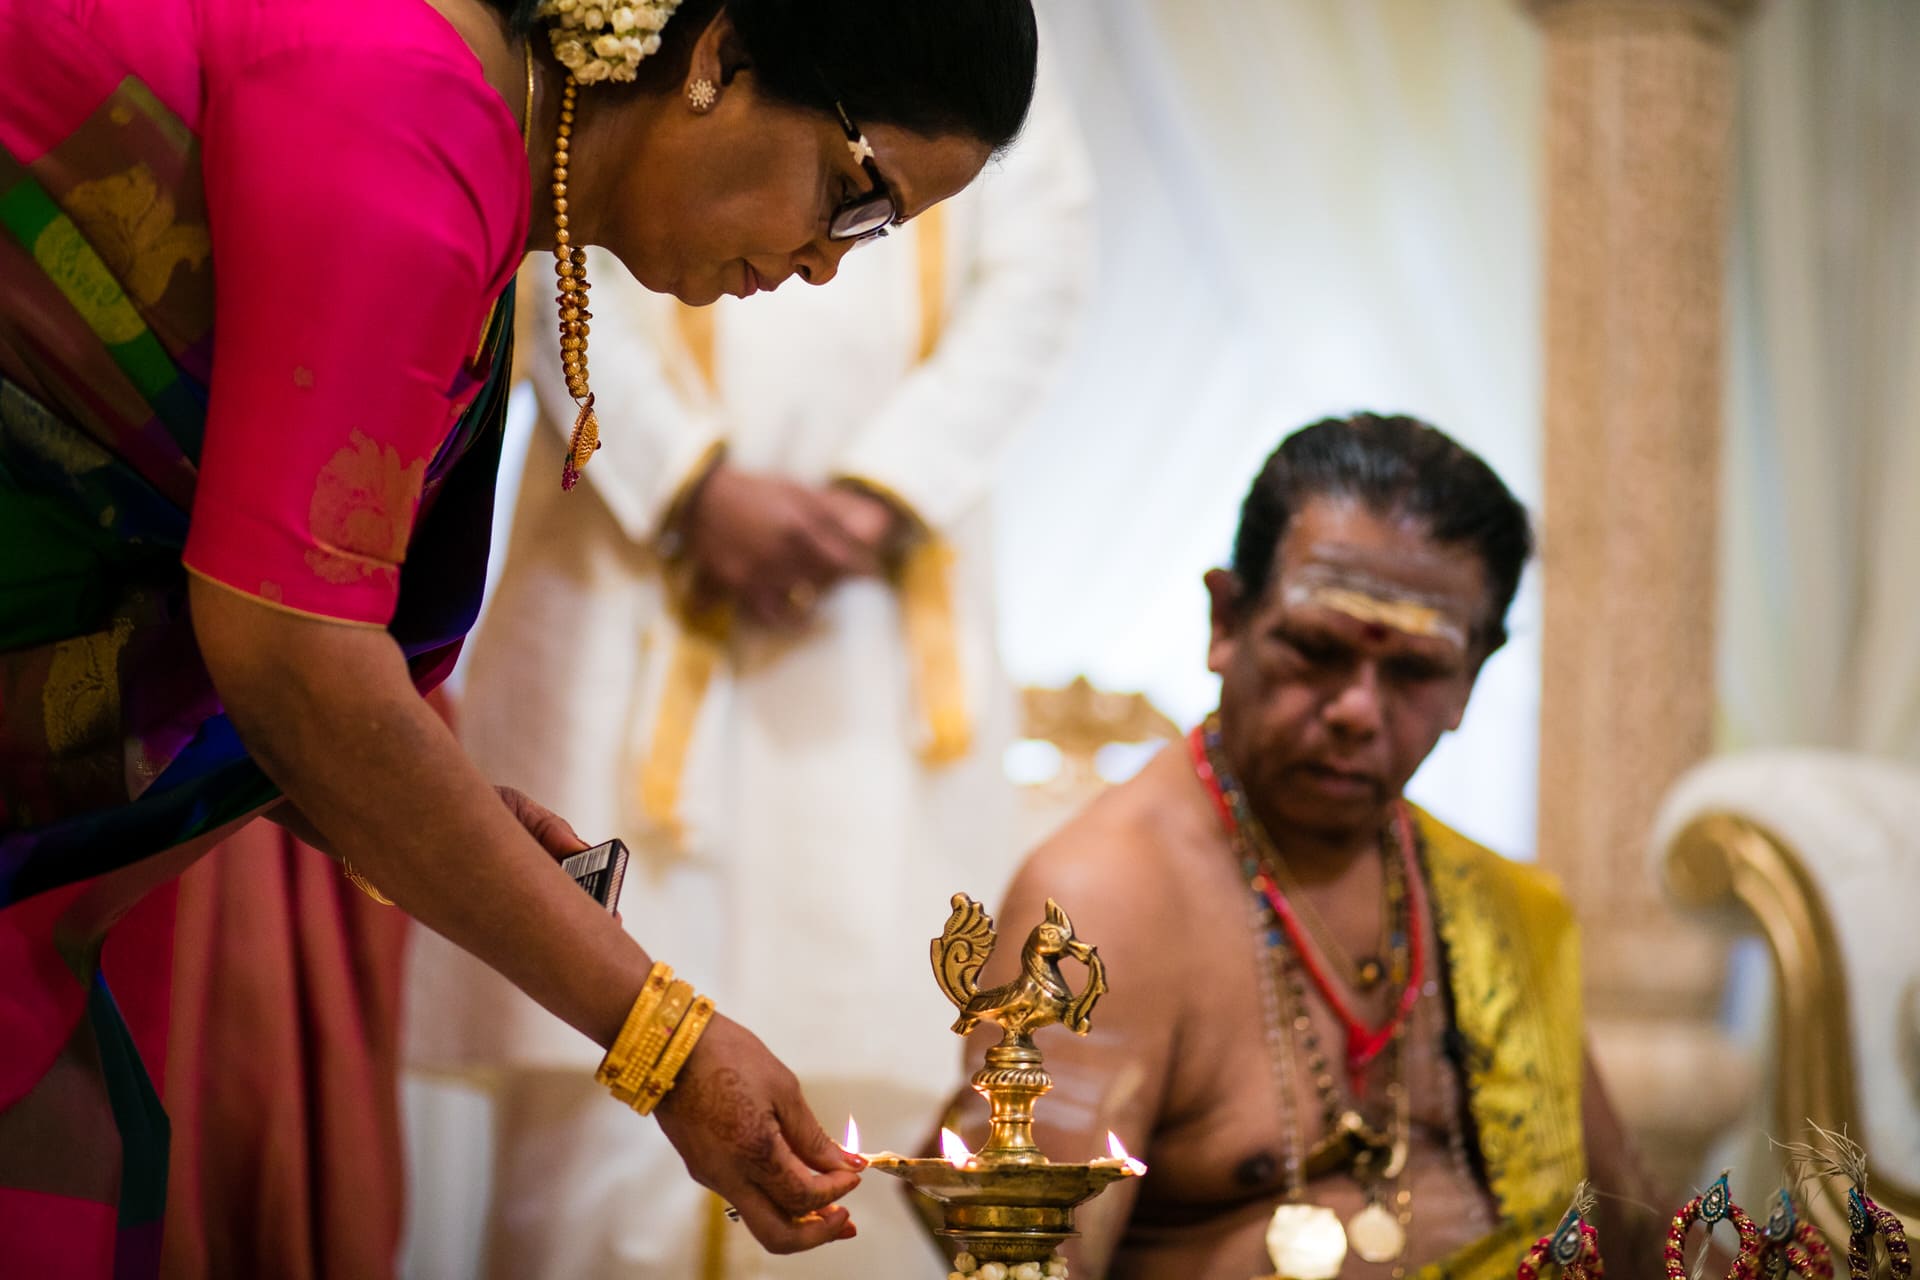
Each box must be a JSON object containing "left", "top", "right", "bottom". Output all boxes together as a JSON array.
[{"left": 404, "top": 54, "right": 1092, "bottom": 1279}]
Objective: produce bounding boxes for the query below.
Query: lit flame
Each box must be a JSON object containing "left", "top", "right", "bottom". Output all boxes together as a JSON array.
[
  {"left": 1106, "top": 1131, "right": 1148, "bottom": 1176},
  {"left": 843, "top": 1116, "right": 860, "bottom": 1157},
  {"left": 940, "top": 1127, "right": 975, "bottom": 1169}
]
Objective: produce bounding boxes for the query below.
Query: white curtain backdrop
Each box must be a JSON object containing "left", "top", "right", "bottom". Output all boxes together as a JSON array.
[
  {"left": 1000, "top": 0, "right": 1545, "bottom": 856},
  {"left": 1720, "top": 0, "right": 1920, "bottom": 761},
  {"left": 1700, "top": 0, "right": 1920, "bottom": 1199}
]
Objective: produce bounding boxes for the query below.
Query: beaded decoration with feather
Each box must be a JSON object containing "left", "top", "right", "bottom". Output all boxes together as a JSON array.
[
  {"left": 1755, "top": 1189, "right": 1833, "bottom": 1280},
  {"left": 1666, "top": 1173, "right": 1763, "bottom": 1280},
  {"left": 1519, "top": 1186, "right": 1607, "bottom": 1280},
  {"left": 1776, "top": 1124, "right": 1909, "bottom": 1280}
]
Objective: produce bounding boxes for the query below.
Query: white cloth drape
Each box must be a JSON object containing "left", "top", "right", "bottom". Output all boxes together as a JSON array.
[
  {"left": 1720, "top": 0, "right": 1920, "bottom": 761},
  {"left": 997, "top": 0, "right": 1545, "bottom": 856},
  {"left": 1688, "top": 0, "right": 1920, "bottom": 1203}
]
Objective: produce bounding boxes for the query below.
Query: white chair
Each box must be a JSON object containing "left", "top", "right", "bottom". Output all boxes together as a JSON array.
[{"left": 1652, "top": 749, "right": 1920, "bottom": 1240}]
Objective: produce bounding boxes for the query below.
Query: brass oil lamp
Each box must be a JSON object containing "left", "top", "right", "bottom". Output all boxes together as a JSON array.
[{"left": 863, "top": 894, "right": 1144, "bottom": 1268}]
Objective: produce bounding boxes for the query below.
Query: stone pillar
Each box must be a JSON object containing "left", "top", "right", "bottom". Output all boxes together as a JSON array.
[{"left": 1527, "top": 0, "right": 1758, "bottom": 1191}]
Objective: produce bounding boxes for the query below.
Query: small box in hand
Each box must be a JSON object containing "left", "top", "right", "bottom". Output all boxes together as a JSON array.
[{"left": 560, "top": 839, "right": 629, "bottom": 913}]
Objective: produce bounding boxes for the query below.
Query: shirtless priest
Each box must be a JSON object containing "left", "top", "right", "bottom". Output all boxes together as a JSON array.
[{"left": 940, "top": 414, "right": 1659, "bottom": 1279}]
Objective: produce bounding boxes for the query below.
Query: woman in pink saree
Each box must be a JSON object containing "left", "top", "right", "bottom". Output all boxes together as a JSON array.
[{"left": 0, "top": 0, "right": 1040, "bottom": 1273}]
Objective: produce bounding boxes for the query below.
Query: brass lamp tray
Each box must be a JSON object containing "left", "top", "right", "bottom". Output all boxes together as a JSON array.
[{"left": 872, "top": 1156, "right": 1131, "bottom": 1260}]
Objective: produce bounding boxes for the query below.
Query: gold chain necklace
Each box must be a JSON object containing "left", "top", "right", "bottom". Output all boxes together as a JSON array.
[
  {"left": 1233, "top": 807, "right": 1416, "bottom": 1276},
  {"left": 1255, "top": 866, "right": 1491, "bottom": 1280},
  {"left": 1276, "top": 932, "right": 1414, "bottom": 1271},
  {"left": 1259, "top": 820, "right": 1404, "bottom": 994},
  {"left": 527, "top": 42, "right": 601, "bottom": 490}
]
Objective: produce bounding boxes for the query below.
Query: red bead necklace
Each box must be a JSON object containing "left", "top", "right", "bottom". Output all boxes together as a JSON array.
[{"left": 1189, "top": 723, "right": 1427, "bottom": 1089}]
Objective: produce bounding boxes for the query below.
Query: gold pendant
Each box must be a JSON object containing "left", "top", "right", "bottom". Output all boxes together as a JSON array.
[
  {"left": 1347, "top": 1200, "right": 1406, "bottom": 1263},
  {"left": 561, "top": 397, "right": 600, "bottom": 490},
  {"left": 1306, "top": 1109, "right": 1393, "bottom": 1178},
  {"left": 1265, "top": 1203, "right": 1348, "bottom": 1280},
  {"left": 569, "top": 400, "right": 600, "bottom": 468}
]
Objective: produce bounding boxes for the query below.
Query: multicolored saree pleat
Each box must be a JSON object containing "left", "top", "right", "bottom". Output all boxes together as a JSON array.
[{"left": 0, "top": 72, "right": 513, "bottom": 1274}]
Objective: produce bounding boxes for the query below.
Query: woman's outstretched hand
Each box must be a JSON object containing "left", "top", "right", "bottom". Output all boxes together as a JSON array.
[{"left": 655, "top": 1014, "right": 866, "bottom": 1254}]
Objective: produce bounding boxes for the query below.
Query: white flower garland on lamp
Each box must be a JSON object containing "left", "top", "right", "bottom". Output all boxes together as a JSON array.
[
  {"left": 948, "top": 1252, "right": 1070, "bottom": 1280},
  {"left": 538, "top": 0, "right": 683, "bottom": 84}
]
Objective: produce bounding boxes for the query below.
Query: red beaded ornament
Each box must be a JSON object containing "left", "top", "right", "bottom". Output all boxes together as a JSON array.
[
  {"left": 1847, "top": 1186, "right": 1911, "bottom": 1280},
  {"left": 1518, "top": 1211, "right": 1605, "bottom": 1280},
  {"left": 1759, "top": 1190, "right": 1833, "bottom": 1280},
  {"left": 1189, "top": 725, "right": 1426, "bottom": 1092},
  {"left": 1666, "top": 1174, "right": 1764, "bottom": 1280}
]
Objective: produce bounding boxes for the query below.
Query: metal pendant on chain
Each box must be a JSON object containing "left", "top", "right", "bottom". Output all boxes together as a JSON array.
[
  {"left": 1255, "top": 853, "right": 1415, "bottom": 1270},
  {"left": 1266, "top": 1202, "right": 1349, "bottom": 1280},
  {"left": 1354, "top": 955, "right": 1386, "bottom": 991},
  {"left": 1250, "top": 886, "right": 1351, "bottom": 1280},
  {"left": 1348, "top": 1197, "right": 1408, "bottom": 1264},
  {"left": 1263, "top": 814, "right": 1407, "bottom": 997},
  {"left": 1345, "top": 1046, "right": 1413, "bottom": 1266}
]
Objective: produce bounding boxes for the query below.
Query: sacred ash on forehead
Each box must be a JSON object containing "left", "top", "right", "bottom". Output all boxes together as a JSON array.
[{"left": 1276, "top": 558, "right": 1474, "bottom": 652}]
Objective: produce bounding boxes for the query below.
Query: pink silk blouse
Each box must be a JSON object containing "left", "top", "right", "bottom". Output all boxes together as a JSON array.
[{"left": 0, "top": 0, "right": 530, "bottom": 624}]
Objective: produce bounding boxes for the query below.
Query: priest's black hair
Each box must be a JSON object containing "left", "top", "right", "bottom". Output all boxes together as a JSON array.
[
  {"left": 1229, "top": 413, "right": 1534, "bottom": 654},
  {"left": 477, "top": 0, "right": 1038, "bottom": 151}
]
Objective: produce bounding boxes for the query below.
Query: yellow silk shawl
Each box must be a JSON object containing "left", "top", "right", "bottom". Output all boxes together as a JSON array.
[{"left": 1412, "top": 807, "right": 1587, "bottom": 1280}]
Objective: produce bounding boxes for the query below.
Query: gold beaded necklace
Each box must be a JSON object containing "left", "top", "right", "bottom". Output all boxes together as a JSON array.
[{"left": 526, "top": 42, "right": 601, "bottom": 490}]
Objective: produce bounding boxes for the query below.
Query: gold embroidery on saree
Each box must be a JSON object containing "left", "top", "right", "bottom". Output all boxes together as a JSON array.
[
  {"left": 42, "top": 618, "right": 133, "bottom": 757},
  {"left": 32, "top": 216, "right": 144, "bottom": 346},
  {"left": 64, "top": 164, "right": 209, "bottom": 309}
]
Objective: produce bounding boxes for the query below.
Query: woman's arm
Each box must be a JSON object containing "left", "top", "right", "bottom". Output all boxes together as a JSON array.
[
  {"left": 194, "top": 574, "right": 635, "bottom": 1044},
  {"left": 190, "top": 576, "right": 862, "bottom": 1251},
  {"left": 183, "top": 37, "right": 860, "bottom": 1255}
]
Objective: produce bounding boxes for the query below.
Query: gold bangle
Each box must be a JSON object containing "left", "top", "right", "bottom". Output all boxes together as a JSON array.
[
  {"left": 609, "top": 980, "right": 693, "bottom": 1104},
  {"left": 596, "top": 963, "right": 674, "bottom": 1092},
  {"left": 340, "top": 857, "right": 395, "bottom": 906},
  {"left": 605, "top": 965, "right": 673, "bottom": 1065},
  {"left": 632, "top": 995, "right": 715, "bottom": 1116}
]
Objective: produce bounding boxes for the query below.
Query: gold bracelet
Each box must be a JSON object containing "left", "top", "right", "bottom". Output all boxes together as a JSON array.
[
  {"left": 596, "top": 963, "right": 674, "bottom": 1092},
  {"left": 340, "top": 857, "right": 395, "bottom": 906},
  {"left": 608, "top": 980, "right": 693, "bottom": 1105},
  {"left": 632, "top": 995, "right": 715, "bottom": 1116}
]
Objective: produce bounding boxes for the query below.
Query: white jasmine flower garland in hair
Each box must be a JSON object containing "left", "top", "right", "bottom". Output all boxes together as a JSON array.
[{"left": 538, "top": 0, "right": 682, "bottom": 84}]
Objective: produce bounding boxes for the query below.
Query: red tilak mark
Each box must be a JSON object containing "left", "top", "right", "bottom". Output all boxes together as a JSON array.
[{"left": 1363, "top": 622, "right": 1389, "bottom": 643}]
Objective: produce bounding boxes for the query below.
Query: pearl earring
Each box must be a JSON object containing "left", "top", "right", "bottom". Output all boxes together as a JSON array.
[{"left": 687, "top": 78, "right": 716, "bottom": 111}]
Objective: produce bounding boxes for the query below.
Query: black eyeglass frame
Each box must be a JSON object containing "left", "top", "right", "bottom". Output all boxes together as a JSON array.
[{"left": 826, "top": 100, "right": 898, "bottom": 245}]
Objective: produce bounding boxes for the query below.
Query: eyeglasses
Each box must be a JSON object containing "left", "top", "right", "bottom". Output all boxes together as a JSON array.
[{"left": 827, "top": 100, "right": 897, "bottom": 245}]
